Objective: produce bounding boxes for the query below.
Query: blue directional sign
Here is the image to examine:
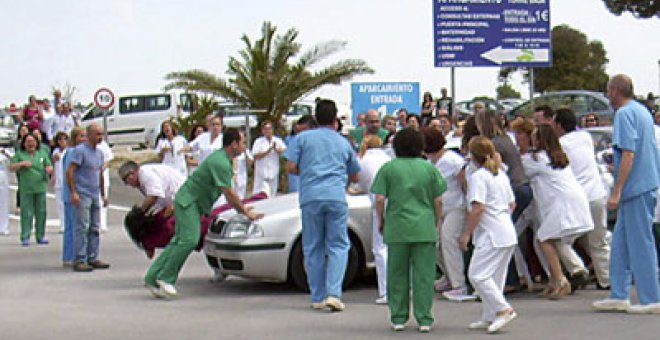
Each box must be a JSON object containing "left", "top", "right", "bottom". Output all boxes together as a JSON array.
[
  {"left": 433, "top": 0, "right": 552, "bottom": 67},
  {"left": 351, "top": 82, "right": 420, "bottom": 124}
]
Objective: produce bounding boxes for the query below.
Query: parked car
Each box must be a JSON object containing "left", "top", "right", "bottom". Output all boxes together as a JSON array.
[
  {"left": 204, "top": 193, "right": 374, "bottom": 290},
  {"left": 498, "top": 98, "right": 525, "bottom": 112},
  {"left": 0, "top": 113, "right": 18, "bottom": 147},
  {"left": 508, "top": 91, "right": 614, "bottom": 126},
  {"left": 454, "top": 99, "right": 504, "bottom": 120},
  {"left": 585, "top": 126, "right": 616, "bottom": 225}
]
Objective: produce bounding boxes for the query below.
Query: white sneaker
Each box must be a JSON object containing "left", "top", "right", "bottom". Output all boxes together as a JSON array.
[
  {"left": 592, "top": 298, "right": 630, "bottom": 312},
  {"left": 311, "top": 300, "right": 326, "bottom": 310},
  {"left": 0, "top": 230, "right": 9, "bottom": 236},
  {"left": 145, "top": 284, "right": 165, "bottom": 298},
  {"left": 434, "top": 277, "right": 452, "bottom": 292},
  {"left": 487, "top": 310, "right": 517, "bottom": 333},
  {"left": 418, "top": 325, "right": 431, "bottom": 333},
  {"left": 468, "top": 320, "right": 491, "bottom": 330},
  {"left": 443, "top": 286, "right": 478, "bottom": 302},
  {"left": 391, "top": 324, "right": 405, "bottom": 331},
  {"left": 627, "top": 303, "right": 660, "bottom": 314},
  {"left": 156, "top": 279, "right": 178, "bottom": 297},
  {"left": 325, "top": 296, "right": 345, "bottom": 312},
  {"left": 375, "top": 296, "right": 388, "bottom": 305}
]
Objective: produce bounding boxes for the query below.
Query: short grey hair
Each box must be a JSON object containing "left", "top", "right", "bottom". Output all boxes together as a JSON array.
[
  {"left": 608, "top": 74, "right": 634, "bottom": 98},
  {"left": 118, "top": 161, "right": 139, "bottom": 179}
]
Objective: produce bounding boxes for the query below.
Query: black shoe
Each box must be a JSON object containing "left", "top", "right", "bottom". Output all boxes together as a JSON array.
[
  {"left": 89, "top": 260, "right": 110, "bottom": 269},
  {"left": 73, "top": 262, "right": 94, "bottom": 272},
  {"left": 596, "top": 283, "right": 610, "bottom": 290},
  {"left": 569, "top": 270, "right": 590, "bottom": 292}
]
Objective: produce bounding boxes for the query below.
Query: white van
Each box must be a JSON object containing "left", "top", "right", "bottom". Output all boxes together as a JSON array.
[{"left": 81, "top": 91, "right": 193, "bottom": 148}]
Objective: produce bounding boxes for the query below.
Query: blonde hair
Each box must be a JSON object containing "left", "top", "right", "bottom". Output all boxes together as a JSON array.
[
  {"left": 468, "top": 136, "right": 499, "bottom": 175},
  {"left": 359, "top": 134, "right": 383, "bottom": 158},
  {"left": 69, "top": 127, "right": 85, "bottom": 146},
  {"left": 509, "top": 117, "right": 535, "bottom": 135}
]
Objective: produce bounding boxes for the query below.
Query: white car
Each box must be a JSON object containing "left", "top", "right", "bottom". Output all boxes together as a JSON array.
[{"left": 204, "top": 193, "right": 375, "bottom": 290}]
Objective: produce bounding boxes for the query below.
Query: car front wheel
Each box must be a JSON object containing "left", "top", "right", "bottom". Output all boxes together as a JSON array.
[{"left": 288, "top": 235, "right": 361, "bottom": 292}]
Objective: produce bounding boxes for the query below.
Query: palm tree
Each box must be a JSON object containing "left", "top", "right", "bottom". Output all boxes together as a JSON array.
[{"left": 164, "top": 21, "right": 374, "bottom": 127}]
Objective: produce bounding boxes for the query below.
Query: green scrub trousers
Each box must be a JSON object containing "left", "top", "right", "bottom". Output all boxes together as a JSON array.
[
  {"left": 387, "top": 242, "right": 436, "bottom": 327},
  {"left": 19, "top": 192, "right": 47, "bottom": 242},
  {"left": 145, "top": 202, "right": 201, "bottom": 286}
]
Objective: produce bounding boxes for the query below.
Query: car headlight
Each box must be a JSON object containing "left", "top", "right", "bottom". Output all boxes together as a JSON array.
[{"left": 219, "top": 215, "right": 264, "bottom": 239}]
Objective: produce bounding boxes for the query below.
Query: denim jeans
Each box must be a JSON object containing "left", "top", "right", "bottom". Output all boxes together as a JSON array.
[
  {"left": 301, "top": 201, "right": 350, "bottom": 303},
  {"left": 74, "top": 194, "right": 100, "bottom": 263},
  {"left": 62, "top": 202, "right": 76, "bottom": 263}
]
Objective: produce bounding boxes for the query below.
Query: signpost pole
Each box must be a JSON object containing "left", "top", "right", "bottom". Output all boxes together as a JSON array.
[
  {"left": 102, "top": 109, "right": 109, "bottom": 142},
  {"left": 450, "top": 67, "right": 456, "bottom": 124},
  {"left": 529, "top": 67, "right": 535, "bottom": 106}
]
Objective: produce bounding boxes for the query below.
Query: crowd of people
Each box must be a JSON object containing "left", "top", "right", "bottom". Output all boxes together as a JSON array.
[{"left": 2, "top": 74, "right": 660, "bottom": 334}]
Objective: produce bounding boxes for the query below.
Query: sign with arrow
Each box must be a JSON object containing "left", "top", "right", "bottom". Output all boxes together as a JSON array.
[{"left": 433, "top": 0, "right": 552, "bottom": 68}]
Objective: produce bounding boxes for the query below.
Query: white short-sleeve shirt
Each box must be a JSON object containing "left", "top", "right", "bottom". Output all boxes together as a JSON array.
[
  {"left": 189, "top": 132, "right": 223, "bottom": 164},
  {"left": 467, "top": 167, "right": 517, "bottom": 248},
  {"left": 357, "top": 148, "right": 391, "bottom": 194},
  {"left": 434, "top": 150, "right": 465, "bottom": 210},
  {"left": 156, "top": 135, "right": 188, "bottom": 177},
  {"left": 252, "top": 136, "right": 286, "bottom": 180},
  {"left": 559, "top": 130, "right": 607, "bottom": 201},
  {"left": 138, "top": 164, "right": 185, "bottom": 213}
]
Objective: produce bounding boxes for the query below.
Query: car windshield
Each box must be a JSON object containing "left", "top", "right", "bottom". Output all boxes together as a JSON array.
[
  {"left": 587, "top": 130, "right": 612, "bottom": 153},
  {"left": 0, "top": 114, "right": 16, "bottom": 129}
]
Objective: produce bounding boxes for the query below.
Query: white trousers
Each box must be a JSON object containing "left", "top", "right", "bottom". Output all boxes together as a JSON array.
[
  {"left": 437, "top": 206, "right": 466, "bottom": 288},
  {"left": 233, "top": 178, "right": 247, "bottom": 199},
  {"left": 469, "top": 244, "right": 515, "bottom": 322},
  {"left": 557, "top": 198, "right": 610, "bottom": 286},
  {"left": 371, "top": 208, "right": 387, "bottom": 298},
  {"left": 253, "top": 174, "right": 277, "bottom": 198},
  {"left": 0, "top": 176, "right": 8, "bottom": 234},
  {"left": 55, "top": 186, "right": 65, "bottom": 232}
]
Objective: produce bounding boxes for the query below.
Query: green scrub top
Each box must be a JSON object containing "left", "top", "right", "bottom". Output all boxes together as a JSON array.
[
  {"left": 370, "top": 157, "right": 447, "bottom": 244},
  {"left": 349, "top": 127, "right": 390, "bottom": 150},
  {"left": 10, "top": 148, "right": 51, "bottom": 194},
  {"left": 174, "top": 149, "right": 233, "bottom": 214}
]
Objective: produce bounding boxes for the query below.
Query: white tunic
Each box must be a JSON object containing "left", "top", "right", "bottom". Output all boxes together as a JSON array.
[
  {"left": 52, "top": 147, "right": 66, "bottom": 189},
  {"left": 233, "top": 150, "right": 253, "bottom": 187},
  {"left": 251, "top": 136, "right": 286, "bottom": 180},
  {"left": 156, "top": 135, "right": 188, "bottom": 177},
  {"left": 467, "top": 167, "right": 517, "bottom": 248},
  {"left": 97, "top": 141, "right": 114, "bottom": 189},
  {"left": 189, "top": 132, "right": 223, "bottom": 164},
  {"left": 434, "top": 150, "right": 465, "bottom": 211},
  {"left": 46, "top": 113, "right": 76, "bottom": 141},
  {"left": 522, "top": 151, "right": 594, "bottom": 241},
  {"left": 138, "top": 164, "right": 185, "bottom": 214},
  {"left": 357, "top": 148, "right": 391, "bottom": 193},
  {"left": 559, "top": 130, "right": 607, "bottom": 201}
]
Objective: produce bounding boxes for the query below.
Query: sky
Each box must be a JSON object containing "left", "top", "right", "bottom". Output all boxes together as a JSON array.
[{"left": 1, "top": 0, "right": 659, "bottom": 109}]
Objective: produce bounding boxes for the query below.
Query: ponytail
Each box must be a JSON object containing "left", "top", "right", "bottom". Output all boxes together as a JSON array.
[{"left": 483, "top": 154, "right": 499, "bottom": 175}]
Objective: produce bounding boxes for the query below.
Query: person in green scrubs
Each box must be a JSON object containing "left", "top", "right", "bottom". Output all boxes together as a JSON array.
[
  {"left": 9, "top": 134, "right": 53, "bottom": 246},
  {"left": 144, "top": 127, "right": 264, "bottom": 298},
  {"left": 371, "top": 127, "right": 446, "bottom": 332}
]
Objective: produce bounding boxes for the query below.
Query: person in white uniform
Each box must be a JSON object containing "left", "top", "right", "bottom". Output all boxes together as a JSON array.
[
  {"left": 155, "top": 121, "right": 188, "bottom": 177},
  {"left": 46, "top": 102, "right": 76, "bottom": 142},
  {"left": 51, "top": 132, "right": 69, "bottom": 233},
  {"left": 251, "top": 121, "right": 286, "bottom": 198},
  {"left": 553, "top": 108, "right": 611, "bottom": 289},
  {"left": 118, "top": 161, "right": 185, "bottom": 217},
  {"left": 459, "top": 136, "right": 517, "bottom": 334},
  {"left": 522, "top": 124, "right": 594, "bottom": 299},
  {"left": 97, "top": 139, "right": 114, "bottom": 232},
  {"left": 233, "top": 148, "right": 253, "bottom": 199},
  {"left": 185, "top": 114, "right": 223, "bottom": 164},
  {"left": 356, "top": 135, "right": 391, "bottom": 305},
  {"left": 0, "top": 147, "right": 11, "bottom": 235},
  {"left": 421, "top": 128, "right": 470, "bottom": 299}
]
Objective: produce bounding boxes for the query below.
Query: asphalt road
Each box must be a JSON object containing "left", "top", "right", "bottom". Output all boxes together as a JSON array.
[{"left": 1, "top": 172, "right": 660, "bottom": 340}]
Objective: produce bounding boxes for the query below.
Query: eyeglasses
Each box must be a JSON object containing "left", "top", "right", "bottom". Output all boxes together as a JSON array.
[
  {"left": 585, "top": 119, "right": 597, "bottom": 123},
  {"left": 367, "top": 120, "right": 380, "bottom": 123}
]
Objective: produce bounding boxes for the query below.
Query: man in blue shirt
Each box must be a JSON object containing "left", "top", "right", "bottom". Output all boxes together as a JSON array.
[
  {"left": 593, "top": 74, "right": 660, "bottom": 314},
  {"left": 66, "top": 123, "right": 110, "bottom": 272},
  {"left": 284, "top": 99, "right": 361, "bottom": 312}
]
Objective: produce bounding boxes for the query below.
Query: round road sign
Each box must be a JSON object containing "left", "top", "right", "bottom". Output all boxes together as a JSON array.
[{"left": 94, "top": 88, "right": 115, "bottom": 110}]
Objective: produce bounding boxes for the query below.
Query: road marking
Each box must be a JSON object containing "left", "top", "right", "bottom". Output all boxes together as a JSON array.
[{"left": 8, "top": 185, "right": 131, "bottom": 213}]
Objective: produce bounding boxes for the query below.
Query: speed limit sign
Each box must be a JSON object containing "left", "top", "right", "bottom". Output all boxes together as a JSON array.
[{"left": 94, "top": 88, "right": 115, "bottom": 110}]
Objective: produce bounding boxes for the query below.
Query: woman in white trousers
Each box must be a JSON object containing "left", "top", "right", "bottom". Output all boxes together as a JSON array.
[{"left": 357, "top": 135, "right": 391, "bottom": 304}]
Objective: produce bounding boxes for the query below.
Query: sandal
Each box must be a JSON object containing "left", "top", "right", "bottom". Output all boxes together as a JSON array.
[{"left": 548, "top": 278, "right": 571, "bottom": 300}]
